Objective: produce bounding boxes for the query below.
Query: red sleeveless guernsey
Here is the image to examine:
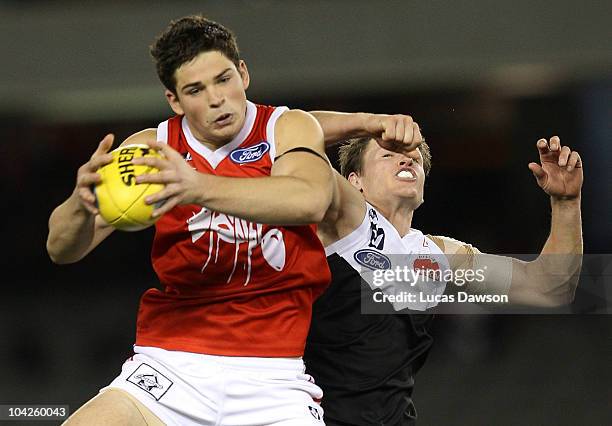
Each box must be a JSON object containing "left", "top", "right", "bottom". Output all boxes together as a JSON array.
[{"left": 135, "top": 101, "right": 331, "bottom": 357}]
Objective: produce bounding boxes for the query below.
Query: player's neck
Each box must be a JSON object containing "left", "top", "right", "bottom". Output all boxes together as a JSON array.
[
  {"left": 191, "top": 131, "right": 233, "bottom": 151},
  {"left": 369, "top": 201, "right": 414, "bottom": 237},
  {"left": 196, "top": 137, "right": 231, "bottom": 151}
]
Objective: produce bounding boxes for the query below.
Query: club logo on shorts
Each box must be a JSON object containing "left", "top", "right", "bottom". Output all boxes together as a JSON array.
[
  {"left": 230, "top": 141, "right": 270, "bottom": 164},
  {"left": 354, "top": 249, "right": 392, "bottom": 270},
  {"left": 308, "top": 405, "right": 322, "bottom": 421},
  {"left": 126, "top": 363, "right": 173, "bottom": 401}
]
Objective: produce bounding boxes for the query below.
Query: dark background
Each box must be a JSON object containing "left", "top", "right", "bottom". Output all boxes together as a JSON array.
[{"left": 1, "top": 1, "right": 610, "bottom": 425}]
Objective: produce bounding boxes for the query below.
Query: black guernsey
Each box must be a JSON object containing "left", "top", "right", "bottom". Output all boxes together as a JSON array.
[{"left": 304, "top": 253, "right": 434, "bottom": 426}]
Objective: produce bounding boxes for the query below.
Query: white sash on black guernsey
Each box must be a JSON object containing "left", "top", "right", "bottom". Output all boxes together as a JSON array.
[{"left": 325, "top": 203, "right": 450, "bottom": 311}]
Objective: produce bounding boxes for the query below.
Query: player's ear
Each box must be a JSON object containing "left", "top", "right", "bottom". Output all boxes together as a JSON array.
[
  {"left": 165, "top": 89, "right": 184, "bottom": 116},
  {"left": 238, "top": 60, "right": 250, "bottom": 90},
  {"left": 348, "top": 172, "right": 363, "bottom": 193}
]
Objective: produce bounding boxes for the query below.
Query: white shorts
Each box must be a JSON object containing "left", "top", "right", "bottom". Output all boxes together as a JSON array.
[{"left": 102, "top": 346, "right": 325, "bottom": 426}]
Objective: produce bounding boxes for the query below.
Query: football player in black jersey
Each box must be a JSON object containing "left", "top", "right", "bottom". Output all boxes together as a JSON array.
[{"left": 306, "top": 112, "right": 583, "bottom": 426}]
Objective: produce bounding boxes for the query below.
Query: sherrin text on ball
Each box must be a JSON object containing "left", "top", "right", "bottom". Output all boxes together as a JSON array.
[{"left": 94, "top": 144, "right": 164, "bottom": 231}]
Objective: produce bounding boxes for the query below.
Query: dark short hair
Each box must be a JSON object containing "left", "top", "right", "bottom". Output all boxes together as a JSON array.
[
  {"left": 150, "top": 15, "right": 241, "bottom": 93},
  {"left": 338, "top": 137, "right": 432, "bottom": 178}
]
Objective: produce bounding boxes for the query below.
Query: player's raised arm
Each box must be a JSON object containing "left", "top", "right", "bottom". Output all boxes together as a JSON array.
[
  {"left": 310, "top": 112, "right": 425, "bottom": 246},
  {"left": 133, "top": 110, "right": 333, "bottom": 225},
  {"left": 432, "top": 136, "right": 583, "bottom": 307},
  {"left": 311, "top": 110, "right": 423, "bottom": 154},
  {"left": 507, "top": 136, "right": 583, "bottom": 306}
]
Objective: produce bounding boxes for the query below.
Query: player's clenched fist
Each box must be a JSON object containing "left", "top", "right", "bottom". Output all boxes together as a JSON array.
[
  {"left": 74, "top": 134, "right": 114, "bottom": 215},
  {"left": 528, "top": 136, "right": 583, "bottom": 200},
  {"left": 364, "top": 113, "right": 423, "bottom": 154}
]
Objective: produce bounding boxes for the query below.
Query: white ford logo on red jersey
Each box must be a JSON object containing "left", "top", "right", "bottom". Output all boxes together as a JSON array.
[{"left": 230, "top": 141, "right": 270, "bottom": 164}]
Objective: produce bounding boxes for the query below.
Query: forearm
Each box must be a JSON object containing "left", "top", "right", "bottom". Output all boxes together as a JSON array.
[
  {"left": 509, "top": 197, "right": 583, "bottom": 306},
  {"left": 195, "top": 173, "right": 332, "bottom": 225},
  {"left": 46, "top": 192, "right": 97, "bottom": 264},
  {"left": 310, "top": 111, "right": 372, "bottom": 145},
  {"left": 541, "top": 197, "right": 583, "bottom": 254}
]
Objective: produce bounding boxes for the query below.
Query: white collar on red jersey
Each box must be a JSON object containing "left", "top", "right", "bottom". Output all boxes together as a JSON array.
[{"left": 181, "top": 100, "right": 257, "bottom": 169}]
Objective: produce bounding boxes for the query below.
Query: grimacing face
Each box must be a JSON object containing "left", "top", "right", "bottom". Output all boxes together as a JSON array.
[
  {"left": 165, "top": 50, "right": 250, "bottom": 146},
  {"left": 348, "top": 140, "right": 426, "bottom": 210}
]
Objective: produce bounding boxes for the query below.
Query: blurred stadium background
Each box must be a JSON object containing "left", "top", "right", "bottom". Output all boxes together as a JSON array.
[{"left": 1, "top": 1, "right": 610, "bottom": 425}]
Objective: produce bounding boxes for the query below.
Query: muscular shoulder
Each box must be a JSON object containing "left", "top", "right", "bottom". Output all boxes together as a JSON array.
[
  {"left": 120, "top": 128, "right": 157, "bottom": 147},
  {"left": 274, "top": 110, "right": 324, "bottom": 155},
  {"left": 427, "top": 235, "right": 480, "bottom": 255},
  {"left": 276, "top": 109, "right": 320, "bottom": 130},
  {"left": 428, "top": 234, "right": 481, "bottom": 270}
]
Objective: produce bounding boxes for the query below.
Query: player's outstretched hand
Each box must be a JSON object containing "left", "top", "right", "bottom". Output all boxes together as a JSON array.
[
  {"left": 365, "top": 114, "right": 424, "bottom": 154},
  {"left": 75, "top": 134, "right": 114, "bottom": 215},
  {"left": 528, "top": 136, "right": 583, "bottom": 200},
  {"left": 132, "top": 140, "right": 204, "bottom": 217}
]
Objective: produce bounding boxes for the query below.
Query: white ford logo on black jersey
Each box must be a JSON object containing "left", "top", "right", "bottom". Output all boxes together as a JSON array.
[{"left": 325, "top": 203, "right": 450, "bottom": 311}]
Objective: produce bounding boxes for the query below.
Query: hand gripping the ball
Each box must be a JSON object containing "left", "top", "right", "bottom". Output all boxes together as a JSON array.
[
  {"left": 132, "top": 141, "right": 206, "bottom": 217},
  {"left": 75, "top": 134, "right": 115, "bottom": 215},
  {"left": 94, "top": 144, "right": 165, "bottom": 231}
]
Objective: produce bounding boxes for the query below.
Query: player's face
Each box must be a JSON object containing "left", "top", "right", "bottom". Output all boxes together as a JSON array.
[
  {"left": 353, "top": 140, "right": 426, "bottom": 210},
  {"left": 165, "top": 50, "right": 250, "bottom": 146}
]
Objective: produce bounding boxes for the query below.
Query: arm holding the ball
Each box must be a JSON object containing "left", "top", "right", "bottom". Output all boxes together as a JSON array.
[
  {"left": 135, "top": 110, "right": 334, "bottom": 225},
  {"left": 46, "top": 130, "right": 156, "bottom": 264}
]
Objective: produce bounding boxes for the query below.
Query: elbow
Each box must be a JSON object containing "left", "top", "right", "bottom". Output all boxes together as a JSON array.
[
  {"left": 47, "top": 248, "right": 64, "bottom": 265},
  {"left": 302, "top": 187, "right": 333, "bottom": 224},
  {"left": 543, "top": 293, "right": 575, "bottom": 308},
  {"left": 46, "top": 244, "right": 66, "bottom": 265},
  {"left": 542, "top": 295, "right": 571, "bottom": 308},
  {"left": 553, "top": 283, "right": 579, "bottom": 307},
  {"left": 48, "top": 253, "right": 80, "bottom": 265},
  {"left": 46, "top": 236, "right": 61, "bottom": 264},
  {"left": 538, "top": 284, "right": 578, "bottom": 307},
  {"left": 307, "top": 205, "right": 327, "bottom": 224},
  {"left": 46, "top": 238, "right": 78, "bottom": 265},
  {"left": 547, "top": 270, "right": 581, "bottom": 307},
  {"left": 301, "top": 200, "right": 327, "bottom": 224},
  {"left": 525, "top": 257, "right": 581, "bottom": 307}
]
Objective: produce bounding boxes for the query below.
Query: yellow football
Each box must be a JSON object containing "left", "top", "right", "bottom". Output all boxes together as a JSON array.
[{"left": 94, "top": 144, "right": 164, "bottom": 231}]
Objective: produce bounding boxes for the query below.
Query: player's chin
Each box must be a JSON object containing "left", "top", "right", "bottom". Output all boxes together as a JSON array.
[
  {"left": 395, "top": 190, "right": 421, "bottom": 204},
  {"left": 211, "top": 124, "right": 239, "bottom": 142}
]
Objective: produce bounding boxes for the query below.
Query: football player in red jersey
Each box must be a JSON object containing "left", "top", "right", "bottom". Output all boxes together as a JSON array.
[{"left": 46, "top": 15, "right": 423, "bottom": 426}]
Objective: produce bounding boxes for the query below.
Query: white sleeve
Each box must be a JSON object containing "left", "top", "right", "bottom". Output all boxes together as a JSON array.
[
  {"left": 428, "top": 234, "right": 512, "bottom": 296},
  {"left": 156, "top": 120, "right": 169, "bottom": 144}
]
